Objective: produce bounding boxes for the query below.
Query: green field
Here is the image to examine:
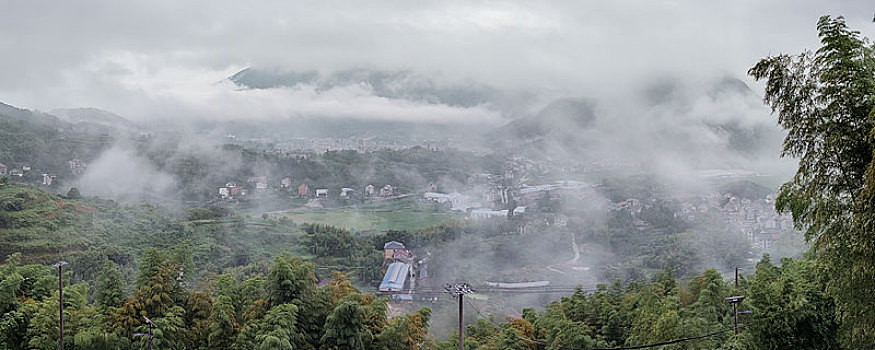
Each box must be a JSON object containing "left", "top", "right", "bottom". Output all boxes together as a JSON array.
[{"left": 270, "top": 197, "right": 459, "bottom": 232}]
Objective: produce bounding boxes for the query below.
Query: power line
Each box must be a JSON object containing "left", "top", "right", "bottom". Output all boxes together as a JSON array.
[
  {"left": 386, "top": 263, "right": 760, "bottom": 296},
  {"left": 591, "top": 325, "right": 750, "bottom": 350}
]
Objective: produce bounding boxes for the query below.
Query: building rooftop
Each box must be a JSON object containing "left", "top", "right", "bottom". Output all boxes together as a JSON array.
[
  {"left": 379, "top": 262, "right": 410, "bottom": 292},
  {"left": 383, "top": 241, "right": 405, "bottom": 250}
]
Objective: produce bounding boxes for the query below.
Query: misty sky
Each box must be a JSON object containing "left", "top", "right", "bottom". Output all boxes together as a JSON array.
[{"left": 0, "top": 1, "right": 872, "bottom": 122}]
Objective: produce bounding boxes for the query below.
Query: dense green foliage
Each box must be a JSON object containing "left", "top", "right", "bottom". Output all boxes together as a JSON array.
[
  {"left": 0, "top": 251, "right": 432, "bottom": 350},
  {"left": 0, "top": 180, "right": 318, "bottom": 284},
  {"left": 749, "top": 15, "right": 875, "bottom": 347},
  {"left": 438, "top": 255, "right": 839, "bottom": 350}
]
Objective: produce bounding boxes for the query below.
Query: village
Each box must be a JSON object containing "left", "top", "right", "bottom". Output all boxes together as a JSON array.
[
  {"left": 0, "top": 157, "right": 87, "bottom": 189},
  {"left": 1, "top": 148, "right": 793, "bottom": 257}
]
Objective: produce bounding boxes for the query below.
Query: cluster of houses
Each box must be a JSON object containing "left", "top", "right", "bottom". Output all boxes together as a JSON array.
[
  {"left": 420, "top": 174, "right": 792, "bottom": 254},
  {"left": 218, "top": 176, "right": 398, "bottom": 201},
  {"left": 656, "top": 191, "right": 794, "bottom": 251},
  {"left": 308, "top": 184, "right": 396, "bottom": 198},
  {"left": 719, "top": 194, "right": 793, "bottom": 251},
  {"left": 269, "top": 137, "right": 449, "bottom": 153},
  {"left": 0, "top": 163, "right": 33, "bottom": 178},
  {"left": 0, "top": 163, "right": 51, "bottom": 187},
  {"left": 419, "top": 180, "right": 594, "bottom": 225},
  {"left": 0, "top": 158, "right": 88, "bottom": 189}
]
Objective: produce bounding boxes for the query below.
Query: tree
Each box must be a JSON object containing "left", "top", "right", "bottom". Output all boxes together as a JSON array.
[
  {"left": 73, "top": 324, "right": 130, "bottom": 350},
  {"left": 376, "top": 308, "right": 431, "bottom": 350},
  {"left": 748, "top": 15, "right": 875, "bottom": 347},
  {"left": 65, "top": 187, "right": 81, "bottom": 199},
  {"left": 185, "top": 291, "right": 213, "bottom": 349},
  {"left": 267, "top": 256, "right": 316, "bottom": 306},
  {"left": 135, "top": 305, "right": 187, "bottom": 350},
  {"left": 255, "top": 303, "right": 300, "bottom": 350},
  {"left": 743, "top": 255, "right": 840, "bottom": 349},
  {"left": 320, "top": 298, "right": 368, "bottom": 350},
  {"left": 208, "top": 295, "right": 239, "bottom": 350},
  {"left": 94, "top": 260, "right": 124, "bottom": 308},
  {"left": 691, "top": 269, "right": 728, "bottom": 325},
  {"left": 26, "top": 283, "right": 89, "bottom": 350}
]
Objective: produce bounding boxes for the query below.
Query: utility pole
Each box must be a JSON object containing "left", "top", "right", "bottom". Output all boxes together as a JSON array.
[
  {"left": 458, "top": 294, "right": 463, "bottom": 350},
  {"left": 445, "top": 282, "right": 475, "bottom": 350},
  {"left": 735, "top": 266, "right": 739, "bottom": 289},
  {"left": 726, "top": 268, "right": 744, "bottom": 336},
  {"left": 53, "top": 261, "right": 68, "bottom": 350}
]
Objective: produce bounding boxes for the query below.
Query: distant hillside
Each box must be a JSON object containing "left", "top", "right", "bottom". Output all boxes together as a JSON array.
[
  {"left": 50, "top": 107, "right": 137, "bottom": 130},
  {"left": 488, "top": 76, "right": 783, "bottom": 170},
  {"left": 229, "top": 67, "right": 515, "bottom": 109},
  {"left": 719, "top": 180, "right": 773, "bottom": 200},
  {"left": 0, "top": 101, "right": 115, "bottom": 182},
  {"left": 493, "top": 97, "right": 596, "bottom": 140},
  {"left": 0, "top": 101, "right": 63, "bottom": 127}
]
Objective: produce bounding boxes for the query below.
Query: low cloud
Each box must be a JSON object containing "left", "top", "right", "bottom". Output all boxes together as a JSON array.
[{"left": 74, "top": 146, "right": 178, "bottom": 205}]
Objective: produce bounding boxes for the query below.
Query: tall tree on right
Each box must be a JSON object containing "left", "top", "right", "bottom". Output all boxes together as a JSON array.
[{"left": 749, "top": 15, "right": 875, "bottom": 347}]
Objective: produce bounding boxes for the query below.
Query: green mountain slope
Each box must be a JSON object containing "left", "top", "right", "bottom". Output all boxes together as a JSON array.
[{"left": 0, "top": 181, "right": 308, "bottom": 280}]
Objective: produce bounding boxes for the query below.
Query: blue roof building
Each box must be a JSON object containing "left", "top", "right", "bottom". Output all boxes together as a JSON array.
[{"left": 379, "top": 262, "right": 410, "bottom": 292}]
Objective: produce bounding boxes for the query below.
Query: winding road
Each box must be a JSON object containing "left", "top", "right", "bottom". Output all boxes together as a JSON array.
[{"left": 546, "top": 233, "right": 581, "bottom": 274}]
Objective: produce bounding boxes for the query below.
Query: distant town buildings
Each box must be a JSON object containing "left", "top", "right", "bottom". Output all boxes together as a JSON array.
[
  {"left": 380, "top": 185, "right": 395, "bottom": 197},
  {"left": 383, "top": 241, "right": 406, "bottom": 261},
  {"left": 315, "top": 189, "right": 328, "bottom": 198},
  {"left": 0, "top": 163, "right": 6, "bottom": 175},
  {"left": 219, "top": 181, "right": 246, "bottom": 199},
  {"left": 281, "top": 177, "right": 292, "bottom": 188},
  {"left": 298, "top": 183, "right": 309, "bottom": 197},
  {"left": 247, "top": 176, "right": 268, "bottom": 191},
  {"left": 364, "top": 184, "right": 375, "bottom": 196},
  {"left": 68, "top": 158, "right": 86, "bottom": 175}
]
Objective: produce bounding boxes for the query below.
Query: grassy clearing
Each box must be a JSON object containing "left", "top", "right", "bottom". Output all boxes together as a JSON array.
[
  {"left": 272, "top": 197, "right": 458, "bottom": 232},
  {"left": 274, "top": 209, "right": 456, "bottom": 232}
]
